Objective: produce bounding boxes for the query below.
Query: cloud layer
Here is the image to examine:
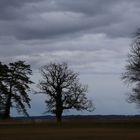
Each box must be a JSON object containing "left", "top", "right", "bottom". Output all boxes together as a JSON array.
[{"left": 1, "top": 0, "right": 138, "bottom": 74}]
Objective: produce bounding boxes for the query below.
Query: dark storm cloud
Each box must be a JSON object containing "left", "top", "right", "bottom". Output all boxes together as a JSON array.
[
  {"left": 50, "top": 0, "right": 116, "bottom": 15},
  {"left": 0, "top": 0, "right": 139, "bottom": 71},
  {"left": 1, "top": 0, "right": 140, "bottom": 40},
  {"left": 0, "top": 0, "right": 44, "bottom": 20}
]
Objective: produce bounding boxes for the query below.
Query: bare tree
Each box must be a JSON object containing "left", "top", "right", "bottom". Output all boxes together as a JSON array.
[
  {"left": 38, "top": 62, "right": 94, "bottom": 122},
  {"left": 122, "top": 30, "right": 140, "bottom": 107}
]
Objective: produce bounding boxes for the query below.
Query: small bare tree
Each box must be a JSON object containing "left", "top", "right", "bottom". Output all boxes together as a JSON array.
[
  {"left": 122, "top": 30, "right": 140, "bottom": 107},
  {"left": 38, "top": 62, "right": 94, "bottom": 122}
]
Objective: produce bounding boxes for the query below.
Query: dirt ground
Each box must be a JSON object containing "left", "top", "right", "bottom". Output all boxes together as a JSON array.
[{"left": 0, "top": 119, "right": 140, "bottom": 140}]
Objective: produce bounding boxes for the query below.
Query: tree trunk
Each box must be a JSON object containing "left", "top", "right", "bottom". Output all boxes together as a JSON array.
[
  {"left": 55, "top": 90, "right": 63, "bottom": 123},
  {"left": 56, "top": 99, "right": 63, "bottom": 123},
  {"left": 56, "top": 110, "right": 62, "bottom": 123},
  {"left": 3, "top": 94, "right": 11, "bottom": 119}
]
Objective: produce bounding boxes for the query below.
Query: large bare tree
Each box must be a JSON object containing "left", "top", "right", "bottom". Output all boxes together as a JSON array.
[
  {"left": 122, "top": 30, "right": 140, "bottom": 107},
  {"left": 38, "top": 62, "right": 94, "bottom": 122}
]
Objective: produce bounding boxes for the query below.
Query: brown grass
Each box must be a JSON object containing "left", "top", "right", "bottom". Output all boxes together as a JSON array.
[{"left": 0, "top": 118, "right": 140, "bottom": 140}]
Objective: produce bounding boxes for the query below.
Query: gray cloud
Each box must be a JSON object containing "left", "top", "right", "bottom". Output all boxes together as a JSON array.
[
  {"left": 0, "top": 0, "right": 44, "bottom": 20},
  {"left": 0, "top": 0, "right": 140, "bottom": 40},
  {"left": 0, "top": 0, "right": 136, "bottom": 74},
  {"left": 0, "top": 33, "right": 129, "bottom": 74}
]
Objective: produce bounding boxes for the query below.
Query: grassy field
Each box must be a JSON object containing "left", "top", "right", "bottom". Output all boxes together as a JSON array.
[{"left": 0, "top": 118, "right": 140, "bottom": 140}]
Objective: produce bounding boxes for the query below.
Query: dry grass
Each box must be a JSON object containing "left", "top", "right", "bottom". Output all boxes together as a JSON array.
[{"left": 0, "top": 118, "right": 140, "bottom": 140}]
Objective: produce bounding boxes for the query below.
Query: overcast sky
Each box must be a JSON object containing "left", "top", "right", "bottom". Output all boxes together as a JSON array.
[{"left": 1, "top": 0, "right": 140, "bottom": 116}]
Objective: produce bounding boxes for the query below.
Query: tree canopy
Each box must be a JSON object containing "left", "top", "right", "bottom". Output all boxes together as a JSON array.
[
  {"left": 0, "top": 61, "right": 33, "bottom": 119},
  {"left": 122, "top": 30, "right": 140, "bottom": 107}
]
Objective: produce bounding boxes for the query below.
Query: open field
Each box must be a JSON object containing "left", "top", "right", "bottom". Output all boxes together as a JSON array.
[{"left": 0, "top": 118, "right": 140, "bottom": 140}]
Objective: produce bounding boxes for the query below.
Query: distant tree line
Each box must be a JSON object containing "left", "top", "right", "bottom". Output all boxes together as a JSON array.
[{"left": 0, "top": 61, "right": 94, "bottom": 122}]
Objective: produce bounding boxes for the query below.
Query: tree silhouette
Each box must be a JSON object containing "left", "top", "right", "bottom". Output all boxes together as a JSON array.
[
  {"left": 0, "top": 62, "right": 8, "bottom": 117},
  {"left": 0, "top": 61, "right": 33, "bottom": 119},
  {"left": 38, "top": 62, "right": 94, "bottom": 122},
  {"left": 122, "top": 30, "right": 140, "bottom": 107}
]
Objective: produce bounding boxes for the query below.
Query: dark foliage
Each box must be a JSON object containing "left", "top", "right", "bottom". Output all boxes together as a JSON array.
[
  {"left": 0, "top": 62, "right": 8, "bottom": 117},
  {"left": 0, "top": 61, "right": 33, "bottom": 119}
]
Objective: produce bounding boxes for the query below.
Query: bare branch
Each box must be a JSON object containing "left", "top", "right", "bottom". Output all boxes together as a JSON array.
[
  {"left": 122, "top": 29, "right": 140, "bottom": 106},
  {"left": 38, "top": 62, "right": 94, "bottom": 122}
]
